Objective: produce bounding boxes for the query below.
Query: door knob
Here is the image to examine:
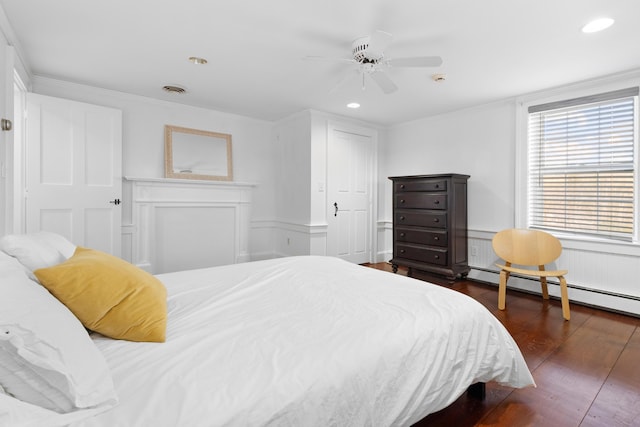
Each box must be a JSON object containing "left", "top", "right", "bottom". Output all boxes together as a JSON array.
[
  {"left": 109, "top": 198, "right": 121, "bottom": 205},
  {"left": 1, "top": 118, "right": 12, "bottom": 131},
  {"left": 334, "top": 202, "right": 338, "bottom": 216}
]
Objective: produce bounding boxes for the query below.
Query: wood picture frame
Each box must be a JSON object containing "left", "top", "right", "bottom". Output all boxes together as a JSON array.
[{"left": 164, "top": 125, "right": 233, "bottom": 181}]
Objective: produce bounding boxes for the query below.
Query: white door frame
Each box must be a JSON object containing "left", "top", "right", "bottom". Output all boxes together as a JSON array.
[
  {"left": 326, "top": 120, "right": 378, "bottom": 264},
  {"left": 10, "top": 68, "right": 27, "bottom": 234}
]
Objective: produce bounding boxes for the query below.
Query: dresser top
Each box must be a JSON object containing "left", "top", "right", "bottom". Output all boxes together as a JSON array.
[{"left": 388, "top": 173, "right": 470, "bottom": 181}]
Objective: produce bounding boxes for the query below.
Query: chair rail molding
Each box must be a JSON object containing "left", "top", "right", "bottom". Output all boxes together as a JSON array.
[{"left": 123, "top": 177, "right": 255, "bottom": 274}]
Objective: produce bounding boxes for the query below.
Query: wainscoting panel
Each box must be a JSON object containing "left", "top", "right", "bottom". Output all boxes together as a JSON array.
[
  {"left": 377, "top": 225, "right": 640, "bottom": 315},
  {"left": 467, "top": 229, "right": 640, "bottom": 316},
  {"left": 252, "top": 220, "right": 328, "bottom": 259},
  {"left": 124, "top": 177, "right": 254, "bottom": 273}
]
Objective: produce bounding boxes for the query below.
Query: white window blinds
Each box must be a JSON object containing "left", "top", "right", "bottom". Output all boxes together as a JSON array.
[{"left": 527, "top": 87, "right": 638, "bottom": 241}]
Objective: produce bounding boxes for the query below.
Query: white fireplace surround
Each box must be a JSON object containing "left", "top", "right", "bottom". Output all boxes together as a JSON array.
[{"left": 123, "top": 177, "right": 254, "bottom": 274}]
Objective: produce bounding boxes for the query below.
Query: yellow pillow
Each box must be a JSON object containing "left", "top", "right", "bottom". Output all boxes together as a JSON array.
[{"left": 34, "top": 247, "right": 167, "bottom": 343}]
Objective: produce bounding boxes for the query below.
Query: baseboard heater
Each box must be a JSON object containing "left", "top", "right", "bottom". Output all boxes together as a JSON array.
[{"left": 471, "top": 266, "right": 640, "bottom": 320}]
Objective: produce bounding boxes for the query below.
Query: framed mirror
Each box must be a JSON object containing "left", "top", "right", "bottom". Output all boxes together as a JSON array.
[{"left": 164, "top": 125, "right": 233, "bottom": 181}]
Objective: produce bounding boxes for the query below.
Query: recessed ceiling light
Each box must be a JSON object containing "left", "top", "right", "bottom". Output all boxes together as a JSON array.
[
  {"left": 188, "top": 56, "right": 208, "bottom": 65},
  {"left": 581, "top": 18, "right": 614, "bottom": 33},
  {"left": 347, "top": 102, "right": 360, "bottom": 109}
]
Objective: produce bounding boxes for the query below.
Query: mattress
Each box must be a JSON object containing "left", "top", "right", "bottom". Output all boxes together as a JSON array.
[{"left": 66, "top": 255, "right": 534, "bottom": 426}]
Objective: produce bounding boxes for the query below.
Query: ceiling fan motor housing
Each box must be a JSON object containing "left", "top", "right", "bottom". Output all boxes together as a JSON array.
[{"left": 352, "top": 36, "right": 383, "bottom": 63}]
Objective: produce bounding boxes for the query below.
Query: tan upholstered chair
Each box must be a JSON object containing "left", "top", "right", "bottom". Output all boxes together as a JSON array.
[{"left": 492, "top": 229, "right": 570, "bottom": 320}]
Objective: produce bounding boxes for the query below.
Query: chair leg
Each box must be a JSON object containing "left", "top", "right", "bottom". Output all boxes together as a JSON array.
[
  {"left": 539, "top": 265, "right": 549, "bottom": 300},
  {"left": 559, "top": 275, "right": 570, "bottom": 321},
  {"left": 540, "top": 277, "right": 549, "bottom": 300},
  {"left": 498, "top": 270, "right": 509, "bottom": 310}
]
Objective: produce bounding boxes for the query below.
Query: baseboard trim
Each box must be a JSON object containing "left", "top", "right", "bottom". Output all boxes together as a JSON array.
[{"left": 468, "top": 266, "right": 640, "bottom": 318}]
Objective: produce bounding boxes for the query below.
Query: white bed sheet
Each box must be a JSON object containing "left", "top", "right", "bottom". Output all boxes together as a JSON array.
[{"left": 70, "top": 256, "right": 534, "bottom": 427}]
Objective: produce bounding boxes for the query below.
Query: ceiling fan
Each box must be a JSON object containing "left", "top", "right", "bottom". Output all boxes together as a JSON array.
[{"left": 306, "top": 30, "right": 443, "bottom": 94}]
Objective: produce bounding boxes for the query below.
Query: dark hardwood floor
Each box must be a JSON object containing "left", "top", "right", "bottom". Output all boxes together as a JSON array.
[{"left": 364, "top": 262, "right": 640, "bottom": 427}]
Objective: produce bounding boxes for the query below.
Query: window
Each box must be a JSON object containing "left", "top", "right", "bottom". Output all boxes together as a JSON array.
[{"left": 527, "top": 87, "right": 638, "bottom": 242}]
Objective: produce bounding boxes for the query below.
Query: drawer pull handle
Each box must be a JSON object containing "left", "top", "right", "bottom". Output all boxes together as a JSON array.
[
  {"left": 434, "top": 200, "right": 440, "bottom": 205},
  {"left": 434, "top": 255, "right": 440, "bottom": 260},
  {"left": 433, "top": 218, "right": 439, "bottom": 223},
  {"left": 400, "top": 249, "right": 405, "bottom": 254},
  {"left": 435, "top": 184, "right": 439, "bottom": 189},
  {"left": 399, "top": 232, "right": 405, "bottom": 237},
  {"left": 400, "top": 199, "right": 405, "bottom": 204},
  {"left": 400, "top": 216, "right": 405, "bottom": 221},
  {"left": 434, "top": 236, "right": 439, "bottom": 241},
  {"left": 400, "top": 184, "right": 405, "bottom": 189}
]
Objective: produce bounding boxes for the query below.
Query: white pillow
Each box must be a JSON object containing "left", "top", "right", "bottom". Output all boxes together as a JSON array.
[
  {"left": 0, "top": 249, "right": 31, "bottom": 278},
  {"left": 0, "top": 232, "right": 76, "bottom": 272},
  {"left": 0, "top": 253, "right": 117, "bottom": 413},
  {"left": 0, "top": 392, "right": 112, "bottom": 427}
]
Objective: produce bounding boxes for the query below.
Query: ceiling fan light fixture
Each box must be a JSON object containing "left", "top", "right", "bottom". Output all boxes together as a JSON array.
[
  {"left": 347, "top": 102, "right": 361, "bottom": 109},
  {"left": 581, "top": 18, "right": 614, "bottom": 33}
]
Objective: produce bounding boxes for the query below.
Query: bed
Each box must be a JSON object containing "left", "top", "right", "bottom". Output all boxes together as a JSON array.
[{"left": 0, "top": 232, "right": 534, "bottom": 427}]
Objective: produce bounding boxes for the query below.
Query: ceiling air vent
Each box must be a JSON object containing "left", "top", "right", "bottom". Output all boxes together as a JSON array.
[{"left": 162, "top": 85, "right": 186, "bottom": 94}]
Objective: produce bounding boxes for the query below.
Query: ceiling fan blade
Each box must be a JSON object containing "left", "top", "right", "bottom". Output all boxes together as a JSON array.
[
  {"left": 369, "top": 70, "right": 398, "bottom": 94},
  {"left": 365, "top": 30, "right": 393, "bottom": 59},
  {"left": 329, "top": 69, "right": 360, "bottom": 94},
  {"left": 303, "top": 56, "right": 356, "bottom": 64},
  {"left": 388, "top": 56, "right": 443, "bottom": 67}
]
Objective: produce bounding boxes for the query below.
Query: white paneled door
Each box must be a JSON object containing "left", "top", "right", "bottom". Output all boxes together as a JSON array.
[
  {"left": 327, "top": 126, "right": 374, "bottom": 264},
  {"left": 26, "top": 93, "right": 122, "bottom": 255}
]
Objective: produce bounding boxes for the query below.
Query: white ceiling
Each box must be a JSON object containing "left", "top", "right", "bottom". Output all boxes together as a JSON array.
[{"left": 2, "top": 0, "right": 639, "bottom": 126}]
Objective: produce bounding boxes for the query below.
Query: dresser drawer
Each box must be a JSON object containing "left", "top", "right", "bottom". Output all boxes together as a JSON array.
[
  {"left": 395, "top": 243, "right": 448, "bottom": 266},
  {"left": 396, "top": 227, "right": 447, "bottom": 247},
  {"left": 395, "top": 211, "right": 447, "bottom": 228},
  {"left": 394, "top": 180, "right": 447, "bottom": 192},
  {"left": 395, "top": 193, "right": 446, "bottom": 209}
]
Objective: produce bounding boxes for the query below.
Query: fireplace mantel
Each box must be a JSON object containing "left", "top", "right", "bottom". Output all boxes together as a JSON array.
[{"left": 123, "top": 177, "right": 255, "bottom": 274}]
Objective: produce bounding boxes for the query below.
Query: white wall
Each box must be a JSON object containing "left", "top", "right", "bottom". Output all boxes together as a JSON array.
[
  {"left": 25, "top": 79, "right": 382, "bottom": 263},
  {"left": 270, "top": 110, "right": 382, "bottom": 260},
  {"left": 380, "top": 76, "right": 640, "bottom": 316},
  {"left": 268, "top": 110, "right": 313, "bottom": 257},
  {"left": 381, "top": 100, "right": 516, "bottom": 231},
  {"left": 32, "top": 77, "right": 277, "bottom": 257}
]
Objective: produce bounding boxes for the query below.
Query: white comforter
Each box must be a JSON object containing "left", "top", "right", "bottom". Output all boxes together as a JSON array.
[{"left": 69, "top": 256, "right": 533, "bottom": 426}]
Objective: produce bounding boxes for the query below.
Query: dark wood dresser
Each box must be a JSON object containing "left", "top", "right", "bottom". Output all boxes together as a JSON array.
[{"left": 389, "top": 174, "right": 470, "bottom": 279}]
